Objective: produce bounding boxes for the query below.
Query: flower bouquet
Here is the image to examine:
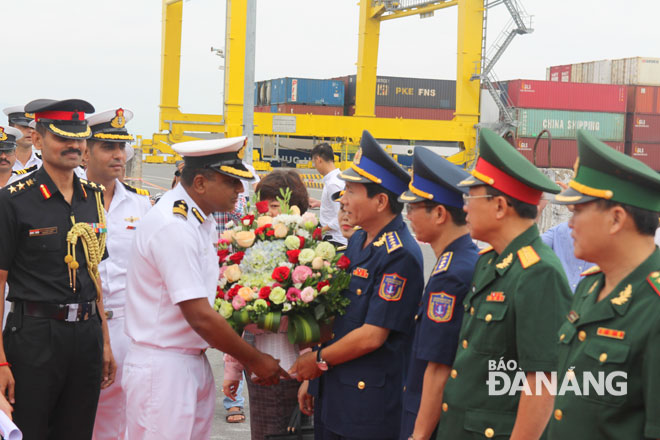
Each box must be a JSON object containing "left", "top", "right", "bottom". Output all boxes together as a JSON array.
[{"left": 214, "top": 188, "right": 351, "bottom": 367}]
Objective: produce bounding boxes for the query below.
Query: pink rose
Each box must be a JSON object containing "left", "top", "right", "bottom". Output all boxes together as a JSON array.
[
  {"left": 232, "top": 295, "right": 246, "bottom": 310},
  {"left": 292, "top": 265, "right": 313, "bottom": 284},
  {"left": 286, "top": 287, "right": 301, "bottom": 302},
  {"left": 300, "top": 286, "right": 315, "bottom": 303}
]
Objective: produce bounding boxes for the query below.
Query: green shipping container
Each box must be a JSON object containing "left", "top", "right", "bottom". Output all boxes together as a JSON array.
[{"left": 515, "top": 108, "right": 625, "bottom": 141}]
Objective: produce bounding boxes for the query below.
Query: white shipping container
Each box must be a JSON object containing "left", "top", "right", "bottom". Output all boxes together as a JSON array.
[
  {"left": 593, "top": 60, "right": 612, "bottom": 83},
  {"left": 546, "top": 67, "right": 550, "bottom": 81},
  {"left": 611, "top": 59, "right": 625, "bottom": 84},
  {"left": 625, "top": 57, "right": 660, "bottom": 86},
  {"left": 479, "top": 90, "right": 500, "bottom": 124}
]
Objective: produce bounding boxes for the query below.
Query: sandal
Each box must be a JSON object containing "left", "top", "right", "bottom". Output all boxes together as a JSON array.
[{"left": 225, "top": 407, "right": 246, "bottom": 423}]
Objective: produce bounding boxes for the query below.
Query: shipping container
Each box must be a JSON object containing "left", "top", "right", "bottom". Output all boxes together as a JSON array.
[
  {"left": 626, "top": 113, "right": 660, "bottom": 142},
  {"left": 254, "top": 105, "right": 270, "bottom": 113},
  {"left": 548, "top": 65, "right": 572, "bottom": 82},
  {"left": 611, "top": 57, "right": 660, "bottom": 86},
  {"left": 337, "top": 75, "right": 456, "bottom": 109},
  {"left": 626, "top": 86, "right": 660, "bottom": 114},
  {"left": 626, "top": 142, "right": 660, "bottom": 170},
  {"left": 515, "top": 108, "right": 625, "bottom": 141},
  {"left": 269, "top": 78, "right": 344, "bottom": 106},
  {"left": 515, "top": 138, "right": 624, "bottom": 168},
  {"left": 273, "top": 104, "right": 343, "bottom": 116},
  {"left": 347, "top": 106, "right": 454, "bottom": 120},
  {"left": 507, "top": 80, "right": 626, "bottom": 113}
]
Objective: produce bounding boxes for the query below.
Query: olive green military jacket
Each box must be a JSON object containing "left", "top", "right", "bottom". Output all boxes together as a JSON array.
[
  {"left": 547, "top": 248, "right": 660, "bottom": 440},
  {"left": 436, "top": 224, "right": 572, "bottom": 439}
]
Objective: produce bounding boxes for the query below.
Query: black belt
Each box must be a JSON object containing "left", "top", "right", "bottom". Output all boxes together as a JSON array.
[{"left": 11, "top": 301, "right": 97, "bottom": 322}]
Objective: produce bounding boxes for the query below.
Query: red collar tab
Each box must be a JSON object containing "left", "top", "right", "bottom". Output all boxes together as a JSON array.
[
  {"left": 474, "top": 158, "right": 542, "bottom": 205},
  {"left": 34, "top": 111, "right": 85, "bottom": 122}
]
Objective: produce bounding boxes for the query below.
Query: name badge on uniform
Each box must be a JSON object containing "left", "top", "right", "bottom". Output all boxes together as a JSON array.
[
  {"left": 486, "top": 291, "right": 505, "bottom": 302},
  {"left": 378, "top": 273, "right": 406, "bottom": 302},
  {"left": 427, "top": 292, "right": 455, "bottom": 323},
  {"left": 29, "top": 227, "right": 58, "bottom": 237},
  {"left": 353, "top": 267, "right": 369, "bottom": 278}
]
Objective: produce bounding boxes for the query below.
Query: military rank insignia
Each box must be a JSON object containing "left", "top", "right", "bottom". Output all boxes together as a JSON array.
[
  {"left": 431, "top": 252, "right": 453, "bottom": 276},
  {"left": 596, "top": 327, "right": 625, "bottom": 340},
  {"left": 191, "top": 207, "right": 205, "bottom": 224},
  {"left": 486, "top": 291, "right": 505, "bottom": 302},
  {"left": 0, "top": 127, "right": 6, "bottom": 142},
  {"left": 378, "top": 273, "right": 406, "bottom": 302},
  {"left": 111, "top": 108, "right": 126, "bottom": 128},
  {"left": 352, "top": 267, "right": 369, "bottom": 278},
  {"left": 427, "top": 292, "right": 455, "bottom": 323},
  {"left": 517, "top": 246, "right": 540, "bottom": 269},
  {"left": 173, "top": 200, "right": 188, "bottom": 220},
  {"left": 385, "top": 232, "right": 402, "bottom": 254},
  {"left": 647, "top": 271, "right": 660, "bottom": 296}
]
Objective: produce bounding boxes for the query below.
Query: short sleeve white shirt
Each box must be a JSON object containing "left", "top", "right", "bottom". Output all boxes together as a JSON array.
[
  {"left": 12, "top": 150, "right": 42, "bottom": 171},
  {"left": 125, "top": 184, "right": 219, "bottom": 350},
  {"left": 320, "top": 168, "right": 346, "bottom": 245}
]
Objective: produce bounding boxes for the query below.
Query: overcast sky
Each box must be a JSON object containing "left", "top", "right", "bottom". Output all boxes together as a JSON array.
[{"left": 2, "top": 0, "right": 658, "bottom": 138}]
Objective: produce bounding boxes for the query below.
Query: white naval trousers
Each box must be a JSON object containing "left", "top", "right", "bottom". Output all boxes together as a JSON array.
[
  {"left": 93, "top": 314, "right": 130, "bottom": 440},
  {"left": 122, "top": 342, "right": 215, "bottom": 440}
]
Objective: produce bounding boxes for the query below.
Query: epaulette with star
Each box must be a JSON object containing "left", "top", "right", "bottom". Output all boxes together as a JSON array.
[
  {"left": 122, "top": 182, "right": 150, "bottom": 196},
  {"left": 5, "top": 175, "right": 37, "bottom": 197},
  {"left": 581, "top": 266, "right": 601, "bottom": 277},
  {"left": 517, "top": 245, "right": 540, "bottom": 269},
  {"left": 79, "top": 178, "right": 105, "bottom": 191},
  {"left": 11, "top": 164, "right": 38, "bottom": 175},
  {"left": 173, "top": 200, "right": 188, "bottom": 220}
]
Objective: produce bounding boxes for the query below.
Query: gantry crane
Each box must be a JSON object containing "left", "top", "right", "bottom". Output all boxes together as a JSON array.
[{"left": 139, "top": 0, "right": 509, "bottom": 167}]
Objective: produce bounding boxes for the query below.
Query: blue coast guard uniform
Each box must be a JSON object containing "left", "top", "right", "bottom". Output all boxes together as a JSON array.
[
  {"left": 317, "top": 131, "right": 424, "bottom": 439},
  {"left": 397, "top": 148, "right": 479, "bottom": 439}
]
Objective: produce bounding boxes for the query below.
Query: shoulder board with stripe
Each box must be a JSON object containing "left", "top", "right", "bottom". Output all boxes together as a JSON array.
[
  {"left": 581, "top": 266, "right": 602, "bottom": 277},
  {"left": 336, "top": 245, "right": 347, "bottom": 252},
  {"left": 517, "top": 245, "right": 540, "bottom": 269},
  {"left": 11, "top": 164, "right": 38, "bottom": 175},
  {"left": 385, "top": 231, "right": 403, "bottom": 254},
  {"left": 122, "top": 182, "right": 150, "bottom": 196},
  {"left": 647, "top": 271, "right": 660, "bottom": 297},
  {"left": 478, "top": 245, "right": 494, "bottom": 255},
  {"left": 78, "top": 178, "right": 104, "bottom": 191},
  {"left": 173, "top": 199, "right": 188, "bottom": 220}
]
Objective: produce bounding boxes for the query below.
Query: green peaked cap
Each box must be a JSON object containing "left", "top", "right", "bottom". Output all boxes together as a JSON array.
[
  {"left": 553, "top": 130, "right": 660, "bottom": 211},
  {"left": 459, "top": 128, "right": 560, "bottom": 204}
]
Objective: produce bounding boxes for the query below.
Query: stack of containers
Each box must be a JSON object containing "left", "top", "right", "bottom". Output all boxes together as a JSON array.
[
  {"left": 335, "top": 75, "right": 456, "bottom": 120},
  {"left": 254, "top": 78, "right": 345, "bottom": 115},
  {"left": 506, "top": 80, "right": 627, "bottom": 168},
  {"left": 547, "top": 57, "right": 660, "bottom": 86},
  {"left": 626, "top": 86, "right": 660, "bottom": 170}
]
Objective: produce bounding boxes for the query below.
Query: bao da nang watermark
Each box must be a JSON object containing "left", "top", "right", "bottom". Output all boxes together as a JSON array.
[{"left": 486, "top": 358, "right": 627, "bottom": 396}]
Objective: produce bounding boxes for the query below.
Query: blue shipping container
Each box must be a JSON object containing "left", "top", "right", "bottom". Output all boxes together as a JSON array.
[{"left": 269, "top": 78, "right": 345, "bottom": 106}]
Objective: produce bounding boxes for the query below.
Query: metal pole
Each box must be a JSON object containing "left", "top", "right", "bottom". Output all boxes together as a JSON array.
[{"left": 243, "top": 0, "right": 257, "bottom": 164}]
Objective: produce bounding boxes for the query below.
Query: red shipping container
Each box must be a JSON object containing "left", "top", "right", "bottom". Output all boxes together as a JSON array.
[
  {"left": 515, "top": 138, "right": 624, "bottom": 169},
  {"left": 347, "top": 106, "right": 454, "bottom": 120},
  {"left": 626, "top": 113, "right": 660, "bottom": 142},
  {"left": 507, "top": 80, "right": 627, "bottom": 113},
  {"left": 274, "top": 104, "right": 343, "bottom": 116},
  {"left": 254, "top": 105, "right": 270, "bottom": 113},
  {"left": 627, "top": 142, "right": 660, "bottom": 171},
  {"left": 549, "top": 65, "right": 572, "bottom": 82},
  {"left": 626, "top": 86, "right": 660, "bottom": 114}
]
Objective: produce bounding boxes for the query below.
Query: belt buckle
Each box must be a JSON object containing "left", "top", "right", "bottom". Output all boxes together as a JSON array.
[
  {"left": 66, "top": 304, "right": 79, "bottom": 322},
  {"left": 105, "top": 310, "right": 114, "bottom": 320}
]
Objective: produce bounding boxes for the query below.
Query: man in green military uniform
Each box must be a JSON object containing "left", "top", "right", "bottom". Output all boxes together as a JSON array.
[
  {"left": 547, "top": 130, "right": 660, "bottom": 440},
  {"left": 435, "top": 129, "right": 572, "bottom": 440}
]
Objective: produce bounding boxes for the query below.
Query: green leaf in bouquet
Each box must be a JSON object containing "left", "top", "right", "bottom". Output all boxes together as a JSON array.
[
  {"left": 287, "top": 313, "right": 321, "bottom": 344},
  {"left": 314, "top": 303, "right": 326, "bottom": 321},
  {"left": 258, "top": 311, "right": 282, "bottom": 333},
  {"left": 276, "top": 187, "right": 292, "bottom": 214},
  {"left": 232, "top": 309, "right": 251, "bottom": 329}
]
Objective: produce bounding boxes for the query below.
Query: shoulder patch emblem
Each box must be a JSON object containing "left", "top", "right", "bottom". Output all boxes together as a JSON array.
[
  {"left": 122, "top": 182, "right": 150, "bottom": 196},
  {"left": 478, "top": 245, "right": 494, "bottom": 255},
  {"left": 517, "top": 246, "right": 540, "bottom": 269},
  {"left": 427, "top": 292, "right": 455, "bottom": 323},
  {"left": 191, "top": 207, "right": 205, "bottom": 224},
  {"left": 647, "top": 271, "right": 660, "bottom": 297},
  {"left": 173, "top": 199, "right": 188, "bottom": 220},
  {"left": 385, "top": 232, "right": 402, "bottom": 254},
  {"left": 378, "top": 273, "right": 407, "bottom": 302},
  {"left": 596, "top": 327, "right": 625, "bottom": 340},
  {"left": 581, "top": 266, "right": 601, "bottom": 276},
  {"left": 432, "top": 252, "right": 453, "bottom": 276}
]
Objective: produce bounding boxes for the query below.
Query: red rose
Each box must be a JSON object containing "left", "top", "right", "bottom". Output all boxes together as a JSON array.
[
  {"left": 227, "top": 284, "right": 241, "bottom": 299},
  {"left": 298, "top": 236, "right": 305, "bottom": 248},
  {"left": 256, "top": 200, "right": 270, "bottom": 214},
  {"left": 286, "top": 249, "right": 301, "bottom": 264},
  {"left": 216, "top": 286, "right": 225, "bottom": 299},
  {"left": 272, "top": 266, "right": 291, "bottom": 283},
  {"left": 241, "top": 214, "right": 255, "bottom": 226},
  {"left": 317, "top": 280, "right": 330, "bottom": 291},
  {"left": 255, "top": 226, "right": 264, "bottom": 235},
  {"left": 229, "top": 252, "right": 245, "bottom": 265},
  {"left": 336, "top": 255, "right": 351, "bottom": 270},
  {"left": 266, "top": 230, "right": 275, "bottom": 237},
  {"left": 312, "top": 227, "right": 322, "bottom": 240},
  {"left": 259, "top": 286, "right": 271, "bottom": 299},
  {"left": 217, "top": 248, "right": 230, "bottom": 264}
]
